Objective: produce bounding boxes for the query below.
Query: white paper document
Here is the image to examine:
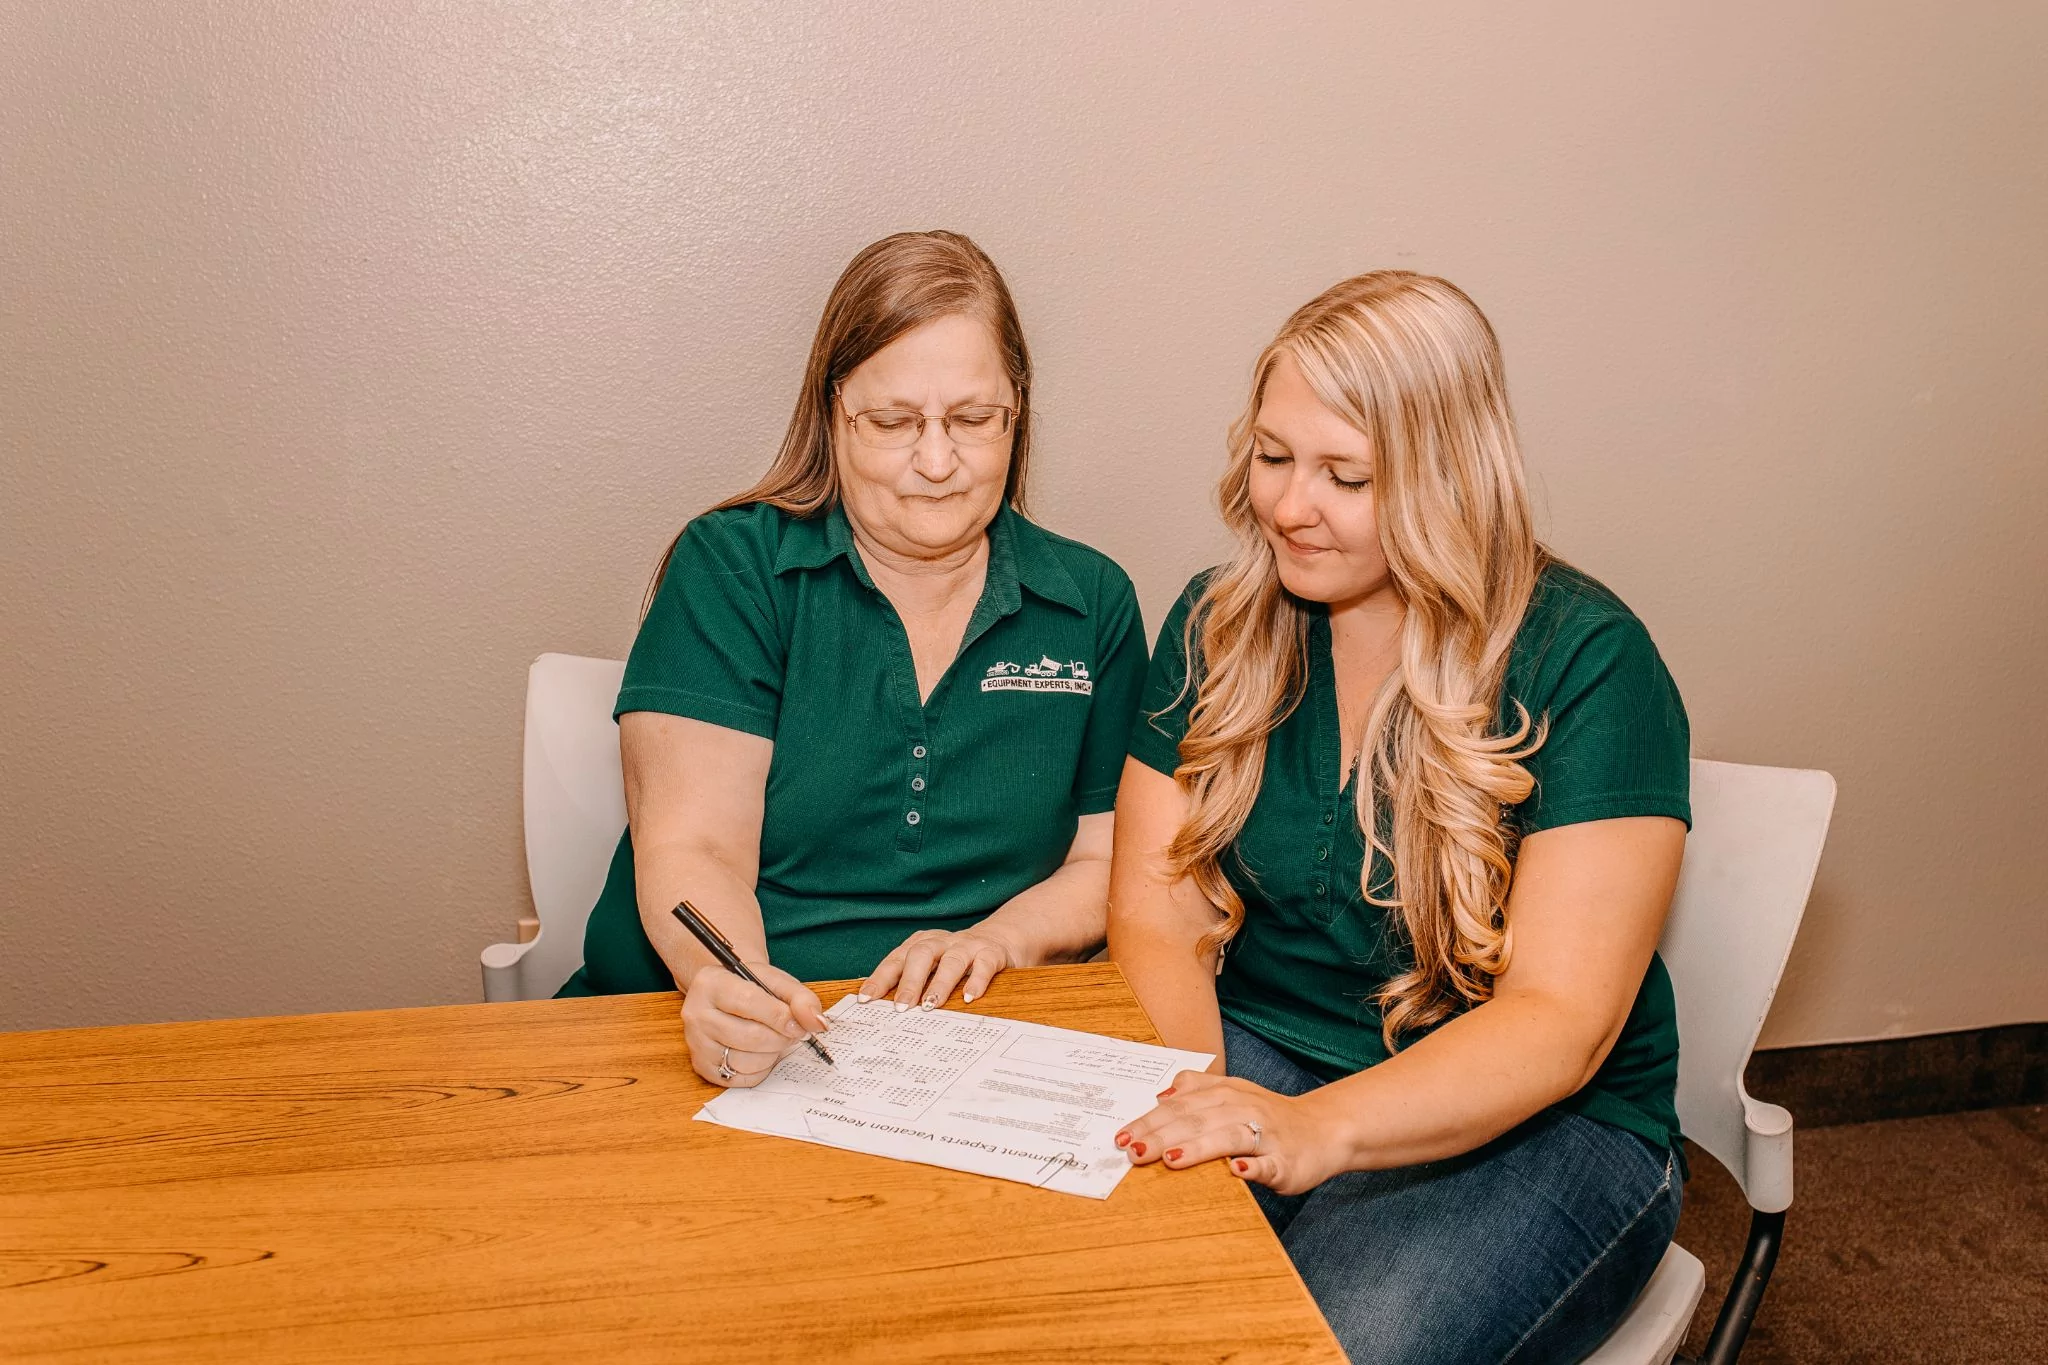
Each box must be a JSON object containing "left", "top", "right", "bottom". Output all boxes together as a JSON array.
[{"left": 694, "top": 996, "right": 1214, "bottom": 1199}]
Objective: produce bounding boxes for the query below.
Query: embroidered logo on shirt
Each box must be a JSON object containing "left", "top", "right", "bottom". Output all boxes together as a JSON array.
[{"left": 982, "top": 655, "right": 1093, "bottom": 694}]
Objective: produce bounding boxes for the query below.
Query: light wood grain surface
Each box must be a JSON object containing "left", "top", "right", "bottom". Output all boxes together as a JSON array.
[{"left": 0, "top": 962, "right": 1343, "bottom": 1363}]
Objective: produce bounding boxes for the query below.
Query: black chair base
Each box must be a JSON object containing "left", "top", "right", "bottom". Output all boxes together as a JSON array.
[{"left": 1675, "top": 1208, "right": 1785, "bottom": 1365}]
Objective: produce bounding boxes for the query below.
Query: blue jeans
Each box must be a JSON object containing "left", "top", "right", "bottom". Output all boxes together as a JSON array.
[{"left": 1224, "top": 1021, "right": 1681, "bottom": 1365}]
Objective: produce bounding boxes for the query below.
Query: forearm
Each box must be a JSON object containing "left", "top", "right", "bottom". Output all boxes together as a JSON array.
[
  {"left": 1106, "top": 761, "right": 1227, "bottom": 1064},
  {"left": 976, "top": 856, "right": 1110, "bottom": 965},
  {"left": 1110, "top": 917, "right": 1227, "bottom": 1066},
  {"left": 632, "top": 833, "right": 771, "bottom": 988},
  {"left": 1302, "top": 992, "right": 1610, "bottom": 1170}
]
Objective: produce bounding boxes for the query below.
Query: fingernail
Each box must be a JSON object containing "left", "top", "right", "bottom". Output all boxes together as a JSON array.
[
  {"left": 1234, "top": 1159, "right": 1249, "bottom": 1174},
  {"left": 962, "top": 993, "right": 975, "bottom": 1003},
  {"left": 854, "top": 994, "right": 869, "bottom": 1003},
  {"left": 895, "top": 1001, "right": 909, "bottom": 1012},
  {"left": 921, "top": 997, "right": 936, "bottom": 1011},
  {"left": 1165, "top": 1148, "right": 1183, "bottom": 1163},
  {"left": 1114, "top": 1131, "right": 1130, "bottom": 1148},
  {"left": 1130, "top": 1142, "right": 1146, "bottom": 1157},
  {"left": 1157, "top": 1087, "right": 1176, "bottom": 1098},
  {"left": 784, "top": 1024, "right": 804, "bottom": 1038}
]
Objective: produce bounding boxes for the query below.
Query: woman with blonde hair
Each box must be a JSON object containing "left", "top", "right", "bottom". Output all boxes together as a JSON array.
[
  {"left": 559, "top": 231, "right": 1148, "bottom": 1091},
  {"left": 1111, "top": 272, "right": 1690, "bottom": 1361}
]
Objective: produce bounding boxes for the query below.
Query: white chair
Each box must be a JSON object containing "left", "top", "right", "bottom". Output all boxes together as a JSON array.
[
  {"left": 480, "top": 653, "right": 629, "bottom": 1002},
  {"left": 1581, "top": 759, "right": 1836, "bottom": 1365}
]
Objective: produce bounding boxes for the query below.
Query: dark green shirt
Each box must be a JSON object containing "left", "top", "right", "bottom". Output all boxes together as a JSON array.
[
  {"left": 561, "top": 500, "right": 1148, "bottom": 995},
  {"left": 1128, "top": 562, "right": 1692, "bottom": 1152}
]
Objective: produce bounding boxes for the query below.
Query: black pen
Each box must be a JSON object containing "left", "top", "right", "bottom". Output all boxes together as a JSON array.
[{"left": 671, "top": 901, "right": 836, "bottom": 1067}]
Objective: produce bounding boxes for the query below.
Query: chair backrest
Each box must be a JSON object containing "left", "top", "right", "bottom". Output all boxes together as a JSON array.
[
  {"left": 1661, "top": 758, "right": 1836, "bottom": 1207},
  {"left": 518, "top": 653, "right": 629, "bottom": 999}
]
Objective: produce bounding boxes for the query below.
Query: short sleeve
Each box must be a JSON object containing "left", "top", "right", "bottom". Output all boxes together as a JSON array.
[
  {"left": 1514, "top": 613, "right": 1691, "bottom": 835},
  {"left": 614, "top": 512, "right": 784, "bottom": 739},
  {"left": 1127, "top": 573, "right": 1210, "bottom": 778},
  {"left": 1070, "top": 567, "right": 1150, "bottom": 814}
]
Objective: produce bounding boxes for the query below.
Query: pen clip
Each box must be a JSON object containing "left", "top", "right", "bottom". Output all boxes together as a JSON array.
[{"left": 676, "top": 900, "right": 737, "bottom": 954}]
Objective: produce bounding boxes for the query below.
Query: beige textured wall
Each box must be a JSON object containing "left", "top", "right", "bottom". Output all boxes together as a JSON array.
[{"left": 4, "top": 2, "right": 2044, "bottom": 1045}]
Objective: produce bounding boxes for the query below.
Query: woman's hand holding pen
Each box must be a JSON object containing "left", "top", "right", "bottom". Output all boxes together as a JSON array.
[{"left": 681, "top": 962, "right": 830, "bottom": 1088}]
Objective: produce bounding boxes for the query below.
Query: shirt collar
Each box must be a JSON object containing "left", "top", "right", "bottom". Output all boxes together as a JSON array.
[
  {"left": 995, "top": 504, "right": 1089, "bottom": 616},
  {"left": 772, "top": 501, "right": 1090, "bottom": 617},
  {"left": 771, "top": 502, "right": 860, "bottom": 575}
]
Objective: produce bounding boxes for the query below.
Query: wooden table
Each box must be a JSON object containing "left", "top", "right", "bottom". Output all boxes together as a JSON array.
[{"left": 0, "top": 963, "right": 1343, "bottom": 1363}]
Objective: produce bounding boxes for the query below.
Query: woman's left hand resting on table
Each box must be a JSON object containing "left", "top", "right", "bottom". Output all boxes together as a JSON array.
[
  {"left": 857, "top": 811, "right": 1117, "bottom": 1010},
  {"left": 1116, "top": 1071, "right": 1350, "bottom": 1195}
]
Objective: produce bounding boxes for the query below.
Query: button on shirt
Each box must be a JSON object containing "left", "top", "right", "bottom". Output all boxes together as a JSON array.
[
  {"left": 1129, "top": 563, "right": 1694, "bottom": 1153},
  {"left": 562, "top": 500, "right": 1147, "bottom": 993}
]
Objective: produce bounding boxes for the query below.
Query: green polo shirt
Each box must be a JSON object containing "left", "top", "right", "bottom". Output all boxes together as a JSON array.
[
  {"left": 558, "top": 500, "right": 1147, "bottom": 996},
  {"left": 1129, "top": 562, "right": 1692, "bottom": 1152}
]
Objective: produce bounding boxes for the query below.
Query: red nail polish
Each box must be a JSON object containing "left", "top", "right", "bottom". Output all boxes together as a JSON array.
[
  {"left": 1115, "top": 1132, "right": 1130, "bottom": 1148},
  {"left": 1165, "top": 1148, "right": 1183, "bottom": 1162},
  {"left": 1131, "top": 1142, "right": 1146, "bottom": 1157},
  {"left": 1157, "top": 1087, "right": 1176, "bottom": 1098},
  {"left": 1234, "top": 1159, "right": 1249, "bottom": 1174}
]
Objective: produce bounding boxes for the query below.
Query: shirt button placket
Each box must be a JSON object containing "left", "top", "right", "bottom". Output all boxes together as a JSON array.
[{"left": 900, "top": 742, "right": 929, "bottom": 849}]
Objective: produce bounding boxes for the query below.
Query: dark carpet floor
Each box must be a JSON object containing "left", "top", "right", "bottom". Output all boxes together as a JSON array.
[{"left": 1674, "top": 1103, "right": 2047, "bottom": 1363}]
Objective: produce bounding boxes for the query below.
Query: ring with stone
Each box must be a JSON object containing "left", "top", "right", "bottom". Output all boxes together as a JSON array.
[
  {"left": 717, "top": 1045, "right": 735, "bottom": 1082},
  {"left": 1246, "top": 1120, "right": 1263, "bottom": 1155}
]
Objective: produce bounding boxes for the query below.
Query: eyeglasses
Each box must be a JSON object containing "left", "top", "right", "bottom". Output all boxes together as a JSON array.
[{"left": 841, "top": 402, "right": 1018, "bottom": 449}]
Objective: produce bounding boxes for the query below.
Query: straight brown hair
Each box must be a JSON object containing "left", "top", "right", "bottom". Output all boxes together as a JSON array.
[{"left": 646, "top": 230, "right": 1033, "bottom": 611}]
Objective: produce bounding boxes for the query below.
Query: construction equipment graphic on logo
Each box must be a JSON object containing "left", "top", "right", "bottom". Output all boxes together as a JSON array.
[{"left": 982, "top": 656, "right": 1093, "bottom": 695}]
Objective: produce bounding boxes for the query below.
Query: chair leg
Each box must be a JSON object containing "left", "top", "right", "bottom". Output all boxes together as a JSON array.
[{"left": 1697, "top": 1209, "right": 1786, "bottom": 1365}]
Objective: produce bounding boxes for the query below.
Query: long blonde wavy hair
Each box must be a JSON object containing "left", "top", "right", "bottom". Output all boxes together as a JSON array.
[{"left": 1167, "top": 271, "right": 1551, "bottom": 1049}]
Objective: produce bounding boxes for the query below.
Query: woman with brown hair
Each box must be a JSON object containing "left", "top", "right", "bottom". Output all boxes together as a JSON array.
[
  {"left": 559, "top": 232, "right": 1147, "bottom": 1093},
  {"left": 1110, "top": 272, "right": 1691, "bottom": 1362}
]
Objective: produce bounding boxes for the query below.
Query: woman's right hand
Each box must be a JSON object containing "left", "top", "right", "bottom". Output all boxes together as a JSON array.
[{"left": 680, "top": 962, "right": 830, "bottom": 1088}]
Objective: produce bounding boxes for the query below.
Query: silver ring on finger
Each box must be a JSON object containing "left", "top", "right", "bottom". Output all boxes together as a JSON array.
[
  {"left": 1246, "top": 1120, "right": 1263, "bottom": 1155},
  {"left": 717, "top": 1045, "right": 735, "bottom": 1082}
]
